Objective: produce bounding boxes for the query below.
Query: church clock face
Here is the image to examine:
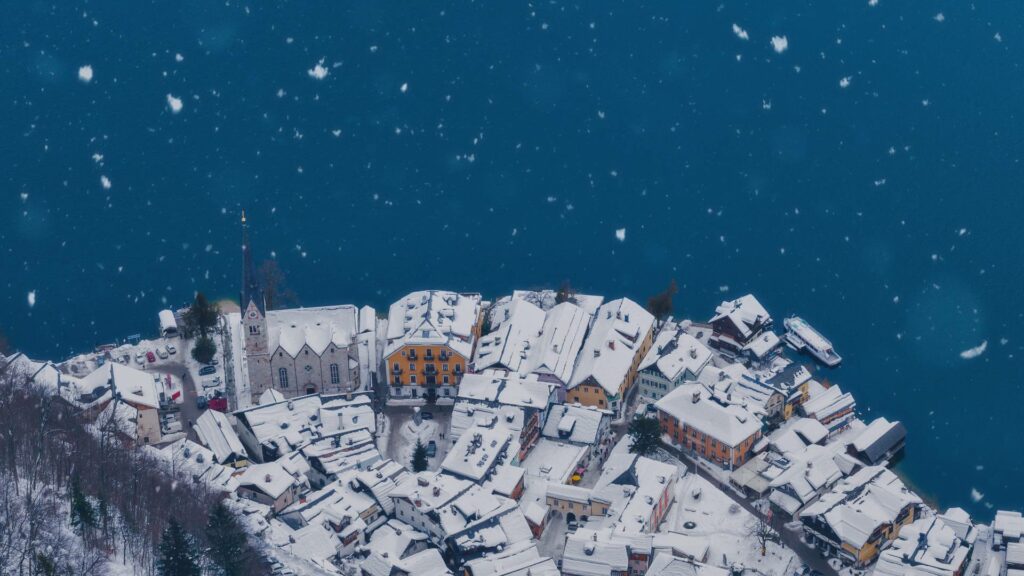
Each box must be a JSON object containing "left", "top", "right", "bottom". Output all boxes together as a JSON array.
[{"left": 248, "top": 310, "right": 257, "bottom": 319}]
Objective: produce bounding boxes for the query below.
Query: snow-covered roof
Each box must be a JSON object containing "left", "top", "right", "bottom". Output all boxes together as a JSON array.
[
  {"left": 238, "top": 461, "right": 300, "bottom": 499},
  {"left": 473, "top": 298, "right": 546, "bottom": 373},
  {"left": 801, "top": 382, "right": 856, "bottom": 425},
  {"left": 195, "top": 409, "right": 248, "bottom": 464},
  {"left": 873, "top": 512, "right": 976, "bottom": 576},
  {"left": 655, "top": 382, "right": 762, "bottom": 447},
  {"left": 391, "top": 471, "right": 472, "bottom": 514},
  {"left": 450, "top": 402, "right": 526, "bottom": 443},
  {"left": 507, "top": 289, "right": 604, "bottom": 317},
  {"left": 645, "top": 554, "right": 729, "bottom": 576},
  {"left": 520, "top": 438, "right": 587, "bottom": 484},
  {"left": 457, "top": 373, "right": 554, "bottom": 410},
  {"left": 441, "top": 423, "right": 517, "bottom": 482},
  {"left": 463, "top": 542, "right": 559, "bottom": 576},
  {"left": 362, "top": 545, "right": 452, "bottom": 576},
  {"left": 158, "top": 439, "right": 239, "bottom": 492},
  {"left": 800, "top": 466, "right": 922, "bottom": 550},
  {"left": 591, "top": 446, "right": 679, "bottom": 534},
  {"left": 266, "top": 305, "right": 369, "bottom": 357},
  {"left": 569, "top": 298, "right": 655, "bottom": 396},
  {"left": 385, "top": 290, "right": 482, "bottom": 359},
  {"left": 639, "top": 325, "right": 713, "bottom": 382},
  {"left": 850, "top": 417, "right": 906, "bottom": 465},
  {"left": 299, "top": 428, "right": 380, "bottom": 478},
  {"left": 542, "top": 403, "right": 611, "bottom": 446},
  {"left": 107, "top": 362, "right": 161, "bottom": 409},
  {"left": 562, "top": 529, "right": 630, "bottom": 576},
  {"left": 710, "top": 294, "right": 772, "bottom": 339}
]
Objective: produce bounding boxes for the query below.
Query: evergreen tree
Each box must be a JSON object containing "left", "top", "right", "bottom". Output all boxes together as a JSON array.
[
  {"left": 192, "top": 335, "right": 217, "bottom": 365},
  {"left": 412, "top": 439, "right": 429, "bottom": 472},
  {"left": 183, "top": 292, "right": 221, "bottom": 337},
  {"left": 206, "top": 502, "right": 252, "bottom": 576},
  {"left": 69, "top": 475, "right": 96, "bottom": 534},
  {"left": 627, "top": 415, "right": 662, "bottom": 457},
  {"left": 157, "top": 517, "right": 202, "bottom": 576}
]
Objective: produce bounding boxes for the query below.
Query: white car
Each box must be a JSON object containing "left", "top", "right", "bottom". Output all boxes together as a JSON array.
[
  {"left": 166, "top": 344, "right": 177, "bottom": 355},
  {"left": 156, "top": 348, "right": 168, "bottom": 360},
  {"left": 135, "top": 352, "right": 146, "bottom": 365}
]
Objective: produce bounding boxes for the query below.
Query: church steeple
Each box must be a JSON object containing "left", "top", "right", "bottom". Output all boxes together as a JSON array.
[{"left": 241, "top": 210, "right": 265, "bottom": 314}]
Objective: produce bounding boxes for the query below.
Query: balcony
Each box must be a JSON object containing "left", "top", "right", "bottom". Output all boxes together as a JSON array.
[
  {"left": 439, "top": 351, "right": 450, "bottom": 361},
  {"left": 407, "top": 351, "right": 418, "bottom": 360},
  {"left": 392, "top": 365, "right": 403, "bottom": 374},
  {"left": 424, "top": 364, "right": 437, "bottom": 375}
]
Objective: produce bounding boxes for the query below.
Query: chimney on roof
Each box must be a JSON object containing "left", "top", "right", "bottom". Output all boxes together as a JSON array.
[
  {"left": 692, "top": 391, "right": 701, "bottom": 404},
  {"left": 265, "top": 474, "right": 272, "bottom": 483},
  {"left": 594, "top": 349, "right": 601, "bottom": 358},
  {"left": 689, "top": 347, "right": 698, "bottom": 360}
]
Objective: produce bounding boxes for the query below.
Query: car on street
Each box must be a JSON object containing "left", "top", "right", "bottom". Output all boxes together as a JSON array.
[
  {"left": 567, "top": 518, "right": 579, "bottom": 533},
  {"left": 166, "top": 344, "right": 177, "bottom": 355},
  {"left": 199, "top": 365, "right": 217, "bottom": 376},
  {"left": 420, "top": 411, "right": 434, "bottom": 420},
  {"left": 135, "top": 352, "right": 145, "bottom": 365},
  {"left": 426, "top": 440, "right": 437, "bottom": 457},
  {"left": 146, "top": 351, "right": 156, "bottom": 363},
  {"left": 196, "top": 395, "right": 208, "bottom": 410},
  {"left": 156, "top": 348, "right": 168, "bottom": 360}
]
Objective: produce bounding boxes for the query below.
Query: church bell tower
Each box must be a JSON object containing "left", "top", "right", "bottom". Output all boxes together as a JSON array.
[{"left": 241, "top": 211, "right": 271, "bottom": 399}]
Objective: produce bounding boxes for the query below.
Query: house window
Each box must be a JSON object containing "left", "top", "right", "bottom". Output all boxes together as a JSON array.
[
  {"left": 278, "top": 368, "right": 289, "bottom": 388},
  {"left": 443, "top": 363, "right": 449, "bottom": 372},
  {"left": 330, "top": 364, "right": 340, "bottom": 384},
  {"left": 410, "top": 375, "right": 417, "bottom": 384},
  {"left": 443, "top": 375, "right": 449, "bottom": 384},
  {"left": 249, "top": 325, "right": 259, "bottom": 334},
  {"left": 409, "top": 363, "right": 416, "bottom": 371},
  {"left": 422, "top": 330, "right": 430, "bottom": 338}
]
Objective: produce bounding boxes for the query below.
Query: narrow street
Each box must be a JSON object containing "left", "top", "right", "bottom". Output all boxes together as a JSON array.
[{"left": 148, "top": 359, "right": 201, "bottom": 443}]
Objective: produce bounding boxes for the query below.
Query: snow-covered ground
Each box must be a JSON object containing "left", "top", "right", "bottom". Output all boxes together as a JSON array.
[
  {"left": 665, "top": 468, "right": 800, "bottom": 575},
  {"left": 393, "top": 415, "right": 439, "bottom": 467}
]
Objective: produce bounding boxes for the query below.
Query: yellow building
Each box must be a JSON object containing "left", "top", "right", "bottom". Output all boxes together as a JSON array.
[
  {"left": 566, "top": 298, "right": 655, "bottom": 419},
  {"left": 384, "top": 290, "right": 483, "bottom": 401}
]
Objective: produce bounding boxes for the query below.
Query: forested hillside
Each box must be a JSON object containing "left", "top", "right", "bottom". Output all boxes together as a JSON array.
[{"left": 0, "top": 357, "right": 270, "bottom": 576}]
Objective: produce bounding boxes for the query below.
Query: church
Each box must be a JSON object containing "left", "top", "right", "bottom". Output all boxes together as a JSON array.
[{"left": 239, "top": 213, "right": 377, "bottom": 403}]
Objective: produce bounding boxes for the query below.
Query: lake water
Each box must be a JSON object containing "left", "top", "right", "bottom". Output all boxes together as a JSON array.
[{"left": 3, "top": 1, "right": 1022, "bottom": 518}]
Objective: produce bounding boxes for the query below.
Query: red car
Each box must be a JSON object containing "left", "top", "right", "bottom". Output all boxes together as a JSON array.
[
  {"left": 146, "top": 351, "right": 156, "bottom": 363},
  {"left": 207, "top": 396, "right": 228, "bottom": 412}
]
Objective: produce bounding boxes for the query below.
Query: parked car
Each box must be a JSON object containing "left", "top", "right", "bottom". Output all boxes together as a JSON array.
[
  {"left": 146, "top": 351, "right": 156, "bottom": 363},
  {"left": 208, "top": 396, "right": 228, "bottom": 412},
  {"left": 196, "top": 395, "right": 208, "bottom": 410},
  {"left": 426, "top": 440, "right": 437, "bottom": 457},
  {"left": 567, "top": 518, "right": 579, "bottom": 533},
  {"left": 208, "top": 358, "right": 219, "bottom": 365},
  {"left": 156, "top": 348, "right": 168, "bottom": 360},
  {"left": 166, "top": 344, "right": 177, "bottom": 355},
  {"left": 135, "top": 352, "right": 145, "bottom": 365},
  {"left": 420, "top": 411, "right": 434, "bottom": 420},
  {"left": 199, "top": 365, "right": 217, "bottom": 376}
]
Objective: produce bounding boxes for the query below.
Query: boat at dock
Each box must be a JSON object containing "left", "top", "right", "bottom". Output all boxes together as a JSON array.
[{"left": 783, "top": 316, "right": 842, "bottom": 367}]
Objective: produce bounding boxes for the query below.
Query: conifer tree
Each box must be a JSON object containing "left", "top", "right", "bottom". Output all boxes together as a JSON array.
[
  {"left": 157, "top": 517, "right": 202, "bottom": 576},
  {"left": 412, "top": 439, "right": 429, "bottom": 472},
  {"left": 205, "top": 502, "right": 252, "bottom": 576}
]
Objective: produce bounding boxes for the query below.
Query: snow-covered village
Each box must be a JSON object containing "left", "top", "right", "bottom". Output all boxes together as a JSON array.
[{"left": 3, "top": 216, "right": 1022, "bottom": 576}]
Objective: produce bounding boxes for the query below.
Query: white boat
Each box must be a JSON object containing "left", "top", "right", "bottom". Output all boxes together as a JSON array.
[{"left": 783, "top": 316, "right": 842, "bottom": 367}]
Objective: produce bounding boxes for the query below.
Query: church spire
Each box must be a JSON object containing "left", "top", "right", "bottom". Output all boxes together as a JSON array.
[{"left": 241, "top": 210, "right": 265, "bottom": 314}]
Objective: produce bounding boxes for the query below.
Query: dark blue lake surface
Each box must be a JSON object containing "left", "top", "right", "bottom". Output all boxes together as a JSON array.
[{"left": 3, "top": 1, "right": 1023, "bottom": 517}]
